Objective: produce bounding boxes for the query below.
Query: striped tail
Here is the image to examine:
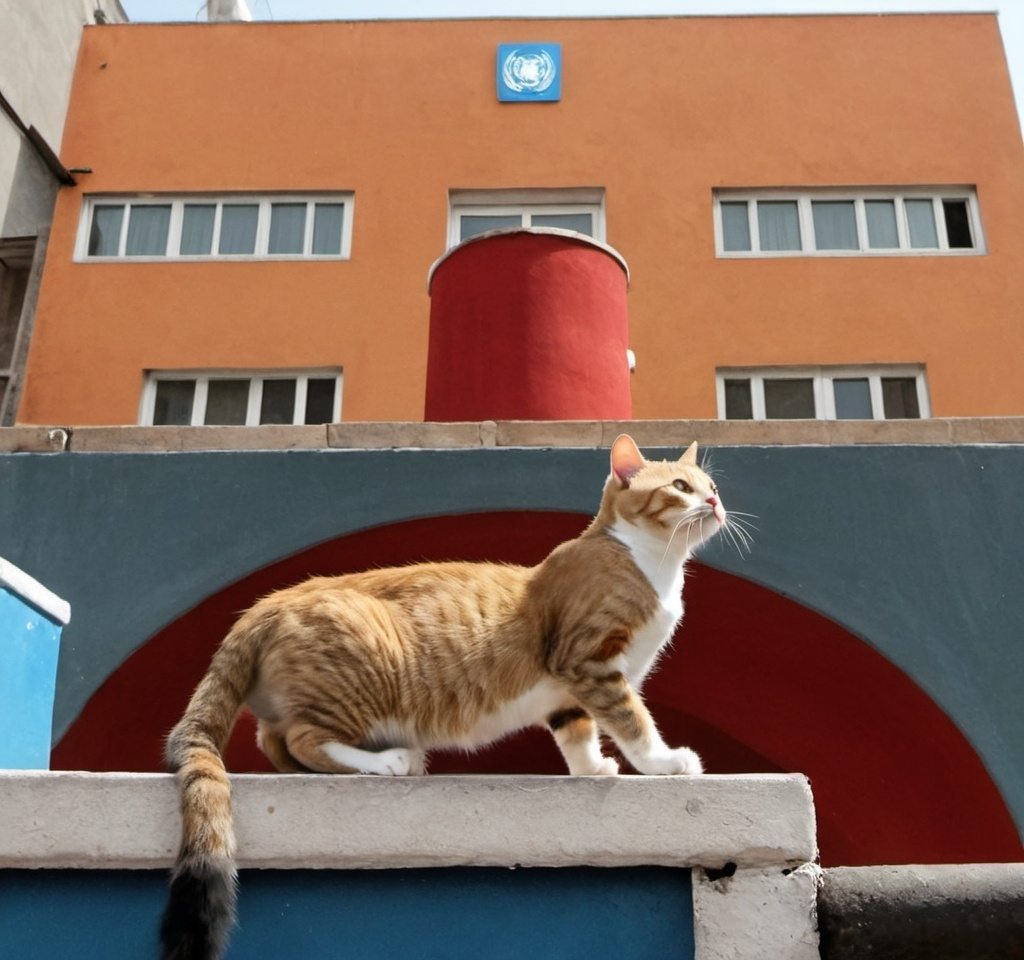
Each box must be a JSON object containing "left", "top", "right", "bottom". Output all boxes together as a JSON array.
[{"left": 159, "top": 625, "right": 260, "bottom": 960}]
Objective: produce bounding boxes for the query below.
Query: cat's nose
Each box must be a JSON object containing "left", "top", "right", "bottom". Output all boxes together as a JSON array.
[{"left": 707, "top": 495, "right": 725, "bottom": 523}]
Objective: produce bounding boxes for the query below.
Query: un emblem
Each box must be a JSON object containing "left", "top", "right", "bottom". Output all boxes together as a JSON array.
[{"left": 497, "top": 43, "right": 562, "bottom": 102}]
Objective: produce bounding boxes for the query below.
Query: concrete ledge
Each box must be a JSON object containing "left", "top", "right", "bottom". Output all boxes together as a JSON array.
[
  {"left": 65, "top": 424, "right": 330, "bottom": 452},
  {"left": 2, "top": 418, "right": 1024, "bottom": 453},
  {"left": 327, "top": 420, "right": 499, "bottom": 449},
  {"left": 0, "top": 426, "right": 69, "bottom": 452},
  {"left": 0, "top": 771, "right": 816, "bottom": 871}
]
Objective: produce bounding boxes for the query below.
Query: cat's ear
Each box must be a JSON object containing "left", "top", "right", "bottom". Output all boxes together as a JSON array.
[
  {"left": 679, "top": 441, "right": 699, "bottom": 466},
  {"left": 611, "top": 434, "right": 646, "bottom": 487}
]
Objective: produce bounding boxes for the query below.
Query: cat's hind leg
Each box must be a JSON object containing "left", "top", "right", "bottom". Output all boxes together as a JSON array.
[
  {"left": 284, "top": 723, "right": 426, "bottom": 776},
  {"left": 547, "top": 707, "right": 619, "bottom": 776},
  {"left": 257, "top": 721, "right": 312, "bottom": 772},
  {"left": 323, "top": 742, "right": 427, "bottom": 776}
]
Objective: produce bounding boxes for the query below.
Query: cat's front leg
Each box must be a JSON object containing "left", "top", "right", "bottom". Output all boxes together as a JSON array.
[
  {"left": 546, "top": 706, "right": 619, "bottom": 776},
  {"left": 564, "top": 669, "right": 703, "bottom": 776}
]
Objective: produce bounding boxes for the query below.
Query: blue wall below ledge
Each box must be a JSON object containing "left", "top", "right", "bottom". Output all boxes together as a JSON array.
[{"left": 0, "top": 866, "right": 694, "bottom": 960}]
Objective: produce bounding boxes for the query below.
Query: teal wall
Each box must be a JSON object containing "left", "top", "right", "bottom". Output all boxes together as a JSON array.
[{"left": 1, "top": 443, "right": 1022, "bottom": 837}]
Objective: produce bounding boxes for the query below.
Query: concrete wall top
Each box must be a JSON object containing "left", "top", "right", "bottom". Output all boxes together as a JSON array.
[
  {"left": 3, "top": 417, "right": 1024, "bottom": 453},
  {"left": 0, "top": 771, "right": 816, "bottom": 870}
]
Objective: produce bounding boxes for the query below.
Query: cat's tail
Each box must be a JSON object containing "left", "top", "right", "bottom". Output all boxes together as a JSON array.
[{"left": 159, "top": 611, "right": 268, "bottom": 960}]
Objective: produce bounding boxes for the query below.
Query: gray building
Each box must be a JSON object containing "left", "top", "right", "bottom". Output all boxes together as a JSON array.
[{"left": 0, "top": 0, "right": 126, "bottom": 424}]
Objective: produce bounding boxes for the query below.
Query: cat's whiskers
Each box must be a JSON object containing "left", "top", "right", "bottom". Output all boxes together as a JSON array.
[
  {"left": 720, "top": 512, "right": 755, "bottom": 557},
  {"left": 666, "top": 504, "right": 756, "bottom": 561},
  {"left": 658, "top": 516, "right": 690, "bottom": 571},
  {"left": 659, "top": 505, "right": 718, "bottom": 571}
]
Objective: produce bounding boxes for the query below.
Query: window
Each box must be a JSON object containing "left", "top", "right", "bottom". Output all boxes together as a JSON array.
[
  {"left": 717, "top": 366, "right": 929, "bottom": 420},
  {"left": 79, "top": 195, "right": 354, "bottom": 260},
  {"left": 448, "top": 188, "right": 605, "bottom": 247},
  {"left": 140, "top": 370, "right": 343, "bottom": 425},
  {"left": 715, "top": 188, "right": 983, "bottom": 257}
]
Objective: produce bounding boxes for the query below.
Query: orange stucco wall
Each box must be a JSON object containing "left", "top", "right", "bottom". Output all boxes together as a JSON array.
[{"left": 18, "top": 14, "right": 1024, "bottom": 424}]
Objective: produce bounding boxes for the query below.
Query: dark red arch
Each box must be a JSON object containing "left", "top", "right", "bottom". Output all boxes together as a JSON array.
[{"left": 53, "top": 512, "right": 1023, "bottom": 867}]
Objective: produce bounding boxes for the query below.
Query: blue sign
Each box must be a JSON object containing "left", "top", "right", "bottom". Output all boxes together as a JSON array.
[{"left": 497, "top": 43, "right": 562, "bottom": 102}]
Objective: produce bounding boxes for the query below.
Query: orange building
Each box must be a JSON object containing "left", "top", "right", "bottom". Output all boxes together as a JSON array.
[{"left": 12, "top": 13, "right": 1024, "bottom": 425}]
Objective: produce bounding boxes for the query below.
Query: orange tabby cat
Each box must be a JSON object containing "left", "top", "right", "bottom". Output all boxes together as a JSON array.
[{"left": 160, "top": 435, "right": 727, "bottom": 960}]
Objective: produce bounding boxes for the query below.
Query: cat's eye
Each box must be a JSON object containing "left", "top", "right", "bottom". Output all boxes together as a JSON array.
[{"left": 673, "top": 479, "right": 693, "bottom": 494}]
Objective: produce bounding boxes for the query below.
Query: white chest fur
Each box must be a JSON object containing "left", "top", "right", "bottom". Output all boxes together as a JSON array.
[
  {"left": 372, "top": 677, "right": 568, "bottom": 752},
  {"left": 608, "top": 520, "right": 688, "bottom": 686},
  {"left": 457, "top": 677, "right": 566, "bottom": 748}
]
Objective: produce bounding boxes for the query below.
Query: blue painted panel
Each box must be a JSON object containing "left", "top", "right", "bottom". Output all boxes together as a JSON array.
[
  {"left": 0, "top": 586, "right": 61, "bottom": 769},
  {"left": 497, "top": 43, "right": 562, "bottom": 101},
  {"left": 0, "top": 867, "right": 693, "bottom": 960}
]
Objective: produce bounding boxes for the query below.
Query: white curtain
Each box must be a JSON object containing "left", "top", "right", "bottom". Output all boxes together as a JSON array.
[
  {"left": 459, "top": 214, "right": 522, "bottom": 241},
  {"left": 721, "top": 202, "right": 751, "bottom": 251},
  {"left": 268, "top": 203, "right": 306, "bottom": 254},
  {"left": 180, "top": 204, "right": 216, "bottom": 255},
  {"left": 812, "top": 201, "right": 858, "bottom": 250},
  {"left": 88, "top": 205, "right": 124, "bottom": 256},
  {"left": 865, "top": 200, "right": 899, "bottom": 248},
  {"left": 219, "top": 204, "right": 259, "bottom": 254},
  {"left": 312, "top": 204, "right": 344, "bottom": 255},
  {"left": 531, "top": 212, "right": 593, "bottom": 236},
  {"left": 757, "top": 201, "right": 801, "bottom": 251},
  {"left": 905, "top": 199, "right": 938, "bottom": 248},
  {"left": 125, "top": 205, "right": 171, "bottom": 256}
]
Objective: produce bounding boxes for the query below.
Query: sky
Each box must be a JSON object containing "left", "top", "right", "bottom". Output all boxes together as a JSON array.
[{"left": 120, "top": 0, "right": 1023, "bottom": 137}]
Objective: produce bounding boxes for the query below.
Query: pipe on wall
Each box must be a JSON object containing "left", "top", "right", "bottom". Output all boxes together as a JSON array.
[{"left": 818, "top": 864, "right": 1024, "bottom": 960}]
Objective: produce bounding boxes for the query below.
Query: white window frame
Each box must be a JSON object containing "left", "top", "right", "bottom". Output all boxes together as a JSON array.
[
  {"left": 447, "top": 187, "right": 606, "bottom": 248},
  {"left": 713, "top": 187, "right": 984, "bottom": 258},
  {"left": 715, "top": 365, "right": 931, "bottom": 420},
  {"left": 77, "top": 194, "right": 355, "bottom": 261},
  {"left": 139, "top": 369, "right": 343, "bottom": 425}
]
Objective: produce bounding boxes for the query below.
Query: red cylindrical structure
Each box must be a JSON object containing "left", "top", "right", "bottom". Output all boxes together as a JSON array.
[{"left": 425, "top": 229, "right": 632, "bottom": 421}]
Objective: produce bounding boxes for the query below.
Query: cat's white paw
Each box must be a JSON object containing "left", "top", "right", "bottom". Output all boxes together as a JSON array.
[
  {"left": 377, "top": 747, "right": 426, "bottom": 776},
  {"left": 573, "top": 757, "right": 618, "bottom": 777},
  {"left": 636, "top": 746, "right": 703, "bottom": 776}
]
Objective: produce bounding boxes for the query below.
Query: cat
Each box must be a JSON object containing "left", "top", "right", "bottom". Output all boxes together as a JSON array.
[{"left": 159, "top": 434, "right": 728, "bottom": 960}]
